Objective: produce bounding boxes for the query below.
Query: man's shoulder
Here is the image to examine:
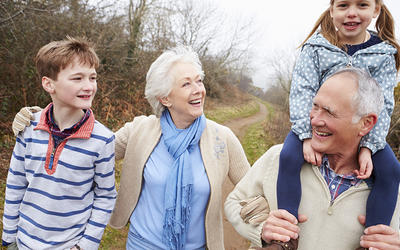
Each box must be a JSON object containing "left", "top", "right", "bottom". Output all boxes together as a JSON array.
[{"left": 259, "top": 144, "right": 283, "bottom": 161}]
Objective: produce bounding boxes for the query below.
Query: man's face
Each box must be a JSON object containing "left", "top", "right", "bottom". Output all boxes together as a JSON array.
[{"left": 310, "top": 72, "right": 363, "bottom": 155}]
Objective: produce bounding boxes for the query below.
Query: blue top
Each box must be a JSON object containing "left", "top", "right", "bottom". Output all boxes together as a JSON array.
[
  {"left": 1, "top": 105, "right": 116, "bottom": 250},
  {"left": 127, "top": 134, "right": 210, "bottom": 250},
  {"left": 290, "top": 31, "right": 398, "bottom": 153}
]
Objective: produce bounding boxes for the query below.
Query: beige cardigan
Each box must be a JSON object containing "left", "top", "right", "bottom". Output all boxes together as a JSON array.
[
  {"left": 109, "top": 115, "right": 250, "bottom": 249},
  {"left": 225, "top": 144, "right": 400, "bottom": 250}
]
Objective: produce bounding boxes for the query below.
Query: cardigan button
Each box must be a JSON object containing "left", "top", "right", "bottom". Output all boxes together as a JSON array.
[{"left": 327, "top": 207, "right": 333, "bottom": 215}]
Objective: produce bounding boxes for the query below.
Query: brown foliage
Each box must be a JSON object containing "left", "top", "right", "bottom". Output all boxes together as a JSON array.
[{"left": 388, "top": 83, "right": 400, "bottom": 159}]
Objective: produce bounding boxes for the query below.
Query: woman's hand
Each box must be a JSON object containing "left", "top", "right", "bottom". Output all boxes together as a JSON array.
[
  {"left": 261, "top": 209, "right": 307, "bottom": 243},
  {"left": 12, "top": 106, "right": 42, "bottom": 136},
  {"left": 303, "top": 139, "right": 322, "bottom": 166}
]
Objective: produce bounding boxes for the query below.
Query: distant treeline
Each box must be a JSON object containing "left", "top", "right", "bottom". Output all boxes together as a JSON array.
[{"left": 0, "top": 0, "right": 263, "bottom": 135}]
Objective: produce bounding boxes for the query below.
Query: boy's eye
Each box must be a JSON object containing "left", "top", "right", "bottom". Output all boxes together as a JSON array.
[
  {"left": 72, "top": 77, "right": 82, "bottom": 81},
  {"left": 90, "top": 76, "right": 97, "bottom": 81},
  {"left": 182, "top": 82, "right": 190, "bottom": 87}
]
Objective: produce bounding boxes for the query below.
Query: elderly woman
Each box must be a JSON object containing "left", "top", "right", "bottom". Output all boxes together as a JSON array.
[
  {"left": 11, "top": 46, "right": 250, "bottom": 249},
  {"left": 109, "top": 46, "right": 250, "bottom": 249}
]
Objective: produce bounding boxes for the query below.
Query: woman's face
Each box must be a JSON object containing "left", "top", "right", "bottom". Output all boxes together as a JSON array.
[{"left": 162, "top": 62, "right": 206, "bottom": 129}]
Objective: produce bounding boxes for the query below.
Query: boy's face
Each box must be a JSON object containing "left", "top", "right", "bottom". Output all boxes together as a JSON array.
[{"left": 43, "top": 57, "right": 97, "bottom": 112}]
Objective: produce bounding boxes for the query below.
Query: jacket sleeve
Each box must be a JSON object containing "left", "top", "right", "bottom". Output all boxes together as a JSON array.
[
  {"left": 360, "top": 54, "right": 397, "bottom": 153},
  {"left": 78, "top": 134, "right": 117, "bottom": 249},
  {"left": 2, "top": 136, "right": 28, "bottom": 244},
  {"left": 114, "top": 118, "right": 137, "bottom": 161},
  {"left": 225, "top": 127, "right": 250, "bottom": 185},
  {"left": 290, "top": 45, "right": 321, "bottom": 140},
  {"left": 224, "top": 146, "right": 281, "bottom": 247}
]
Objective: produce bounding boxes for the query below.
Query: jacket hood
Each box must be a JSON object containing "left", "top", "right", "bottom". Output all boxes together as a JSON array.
[{"left": 305, "top": 31, "right": 397, "bottom": 55}]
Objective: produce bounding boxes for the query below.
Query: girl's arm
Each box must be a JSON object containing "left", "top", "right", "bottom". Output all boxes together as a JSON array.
[
  {"left": 290, "top": 45, "right": 321, "bottom": 140},
  {"left": 360, "top": 54, "right": 397, "bottom": 154}
]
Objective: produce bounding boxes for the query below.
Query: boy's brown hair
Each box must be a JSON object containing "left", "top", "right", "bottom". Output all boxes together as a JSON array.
[
  {"left": 35, "top": 36, "right": 99, "bottom": 80},
  {"left": 300, "top": 0, "right": 400, "bottom": 71}
]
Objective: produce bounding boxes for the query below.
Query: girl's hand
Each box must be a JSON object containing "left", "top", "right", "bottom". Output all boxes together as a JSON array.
[
  {"left": 303, "top": 139, "right": 323, "bottom": 166},
  {"left": 355, "top": 148, "right": 373, "bottom": 179}
]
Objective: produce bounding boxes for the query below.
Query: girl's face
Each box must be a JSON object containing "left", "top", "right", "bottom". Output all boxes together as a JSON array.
[{"left": 330, "top": 0, "right": 381, "bottom": 45}]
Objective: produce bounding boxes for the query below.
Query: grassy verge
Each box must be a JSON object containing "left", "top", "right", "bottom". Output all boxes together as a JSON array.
[
  {"left": 205, "top": 99, "right": 259, "bottom": 124},
  {"left": 241, "top": 102, "right": 276, "bottom": 165}
]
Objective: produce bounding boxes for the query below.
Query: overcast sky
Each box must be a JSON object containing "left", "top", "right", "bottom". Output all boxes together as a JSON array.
[{"left": 215, "top": 0, "right": 400, "bottom": 90}]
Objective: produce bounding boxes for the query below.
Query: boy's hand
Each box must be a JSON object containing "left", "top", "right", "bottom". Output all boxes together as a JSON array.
[
  {"left": 12, "top": 106, "right": 42, "bottom": 136},
  {"left": 303, "top": 139, "right": 323, "bottom": 166},
  {"left": 354, "top": 147, "right": 373, "bottom": 179}
]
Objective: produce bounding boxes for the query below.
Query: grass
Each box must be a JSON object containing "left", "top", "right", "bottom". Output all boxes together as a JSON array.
[
  {"left": 241, "top": 102, "right": 276, "bottom": 165},
  {"left": 204, "top": 99, "right": 260, "bottom": 124}
]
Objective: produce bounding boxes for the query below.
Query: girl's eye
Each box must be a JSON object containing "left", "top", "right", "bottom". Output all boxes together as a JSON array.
[
  {"left": 90, "top": 76, "right": 97, "bottom": 81},
  {"left": 182, "top": 82, "right": 190, "bottom": 87},
  {"left": 196, "top": 79, "right": 203, "bottom": 84},
  {"left": 72, "top": 77, "right": 82, "bottom": 81}
]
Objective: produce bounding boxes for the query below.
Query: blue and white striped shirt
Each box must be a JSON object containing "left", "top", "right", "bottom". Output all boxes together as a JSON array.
[{"left": 2, "top": 104, "right": 116, "bottom": 250}]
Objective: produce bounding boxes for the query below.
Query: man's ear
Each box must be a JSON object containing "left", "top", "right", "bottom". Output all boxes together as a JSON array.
[
  {"left": 159, "top": 96, "right": 171, "bottom": 108},
  {"left": 42, "top": 76, "right": 55, "bottom": 94},
  {"left": 359, "top": 113, "right": 378, "bottom": 137}
]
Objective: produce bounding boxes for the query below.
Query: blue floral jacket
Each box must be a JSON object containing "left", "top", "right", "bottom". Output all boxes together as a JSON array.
[{"left": 290, "top": 32, "right": 398, "bottom": 153}]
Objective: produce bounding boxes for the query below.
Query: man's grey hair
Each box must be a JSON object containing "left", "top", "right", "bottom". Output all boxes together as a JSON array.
[
  {"left": 145, "top": 45, "right": 204, "bottom": 117},
  {"left": 328, "top": 67, "right": 384, "bottom": 123}
]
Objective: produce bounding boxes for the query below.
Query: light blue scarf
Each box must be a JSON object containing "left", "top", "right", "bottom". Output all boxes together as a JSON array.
[{"left": 160, "top": 110, "right": 206, "bottom": 250}]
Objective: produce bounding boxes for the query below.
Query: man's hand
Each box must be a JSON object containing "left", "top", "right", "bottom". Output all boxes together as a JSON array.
[
  {"left": 261, "top": 209, "right": 307, "bottom": 243},
  {"left": 12, "top": 106, "right": 42, "bottom": 136},
  {"left": 358, "top": 215, "right": 400, "bottom": 249},
  {"left": 355, "top": 148, "right": 373, "bottom": 179},
  {"left": 303, "top": 139, "right": 323, "bottom": 166}
]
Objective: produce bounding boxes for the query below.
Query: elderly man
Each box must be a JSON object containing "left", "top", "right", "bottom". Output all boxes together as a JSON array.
[{"left": 224, "top": 67, "right": 400, "bottom": 250}]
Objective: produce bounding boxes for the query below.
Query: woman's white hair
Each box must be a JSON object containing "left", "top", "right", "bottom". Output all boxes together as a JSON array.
[
  {"left": 145, "top": 45, "right": 204, "bottom": 117},
  {"left": 329, "top": 67, "right": 384, "bottom": 123}
]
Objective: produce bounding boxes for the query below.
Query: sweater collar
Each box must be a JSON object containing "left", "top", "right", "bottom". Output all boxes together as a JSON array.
[{"left": 34, "top": 103, "right": 95, "bottom": 139}]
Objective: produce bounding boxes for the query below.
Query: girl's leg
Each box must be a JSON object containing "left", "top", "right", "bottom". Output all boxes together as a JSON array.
[
  {"left": 365, "top": 144, "right": 400, "bottom": 227},
  {"left": 277, "top": 130, "right": 304, "bottom": 220}
]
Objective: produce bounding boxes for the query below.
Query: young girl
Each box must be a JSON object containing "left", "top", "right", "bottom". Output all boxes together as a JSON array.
[{"left": 275, "top": 0, "right": 400, "bottom": 247}]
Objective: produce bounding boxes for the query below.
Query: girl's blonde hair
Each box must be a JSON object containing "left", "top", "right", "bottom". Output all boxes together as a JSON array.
[{"left": 300, "top": 0, "right": 400, "bottom": 71}]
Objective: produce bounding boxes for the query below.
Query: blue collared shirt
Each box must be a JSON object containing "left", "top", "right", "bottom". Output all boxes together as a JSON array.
[{"left": 320, "top": 156, "right": 373, "bottom": 201}]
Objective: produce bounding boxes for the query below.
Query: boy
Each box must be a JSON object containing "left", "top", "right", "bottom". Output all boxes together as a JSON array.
[{"left": 2, "top": 36, "right": 116, "bottom": 249}]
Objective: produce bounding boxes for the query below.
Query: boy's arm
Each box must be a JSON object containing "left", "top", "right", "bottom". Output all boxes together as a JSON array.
[
  {"left": 360, "top": 55, "right": 397, "bottom": 154},
  {"left": 2, "top": 135, "right": 29, "bottom": 244},
  {"left": 290, "top": 45, "right": 321, "bottom": 140},
  {"left": 77, "top": 135, "right": 117, "bottom": 249}
]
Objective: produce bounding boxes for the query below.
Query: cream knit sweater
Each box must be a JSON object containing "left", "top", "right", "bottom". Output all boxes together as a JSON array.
[
  {"left": 225, "top": 144, "right": 400, "bottom": 250},
  {"left": 109, "top": 115, "right": 250, "bottom": 249}
]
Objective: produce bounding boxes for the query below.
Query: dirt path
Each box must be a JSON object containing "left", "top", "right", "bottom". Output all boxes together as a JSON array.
[{"left": 221, "top": 101, "right": 268, "bottom": 250}]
